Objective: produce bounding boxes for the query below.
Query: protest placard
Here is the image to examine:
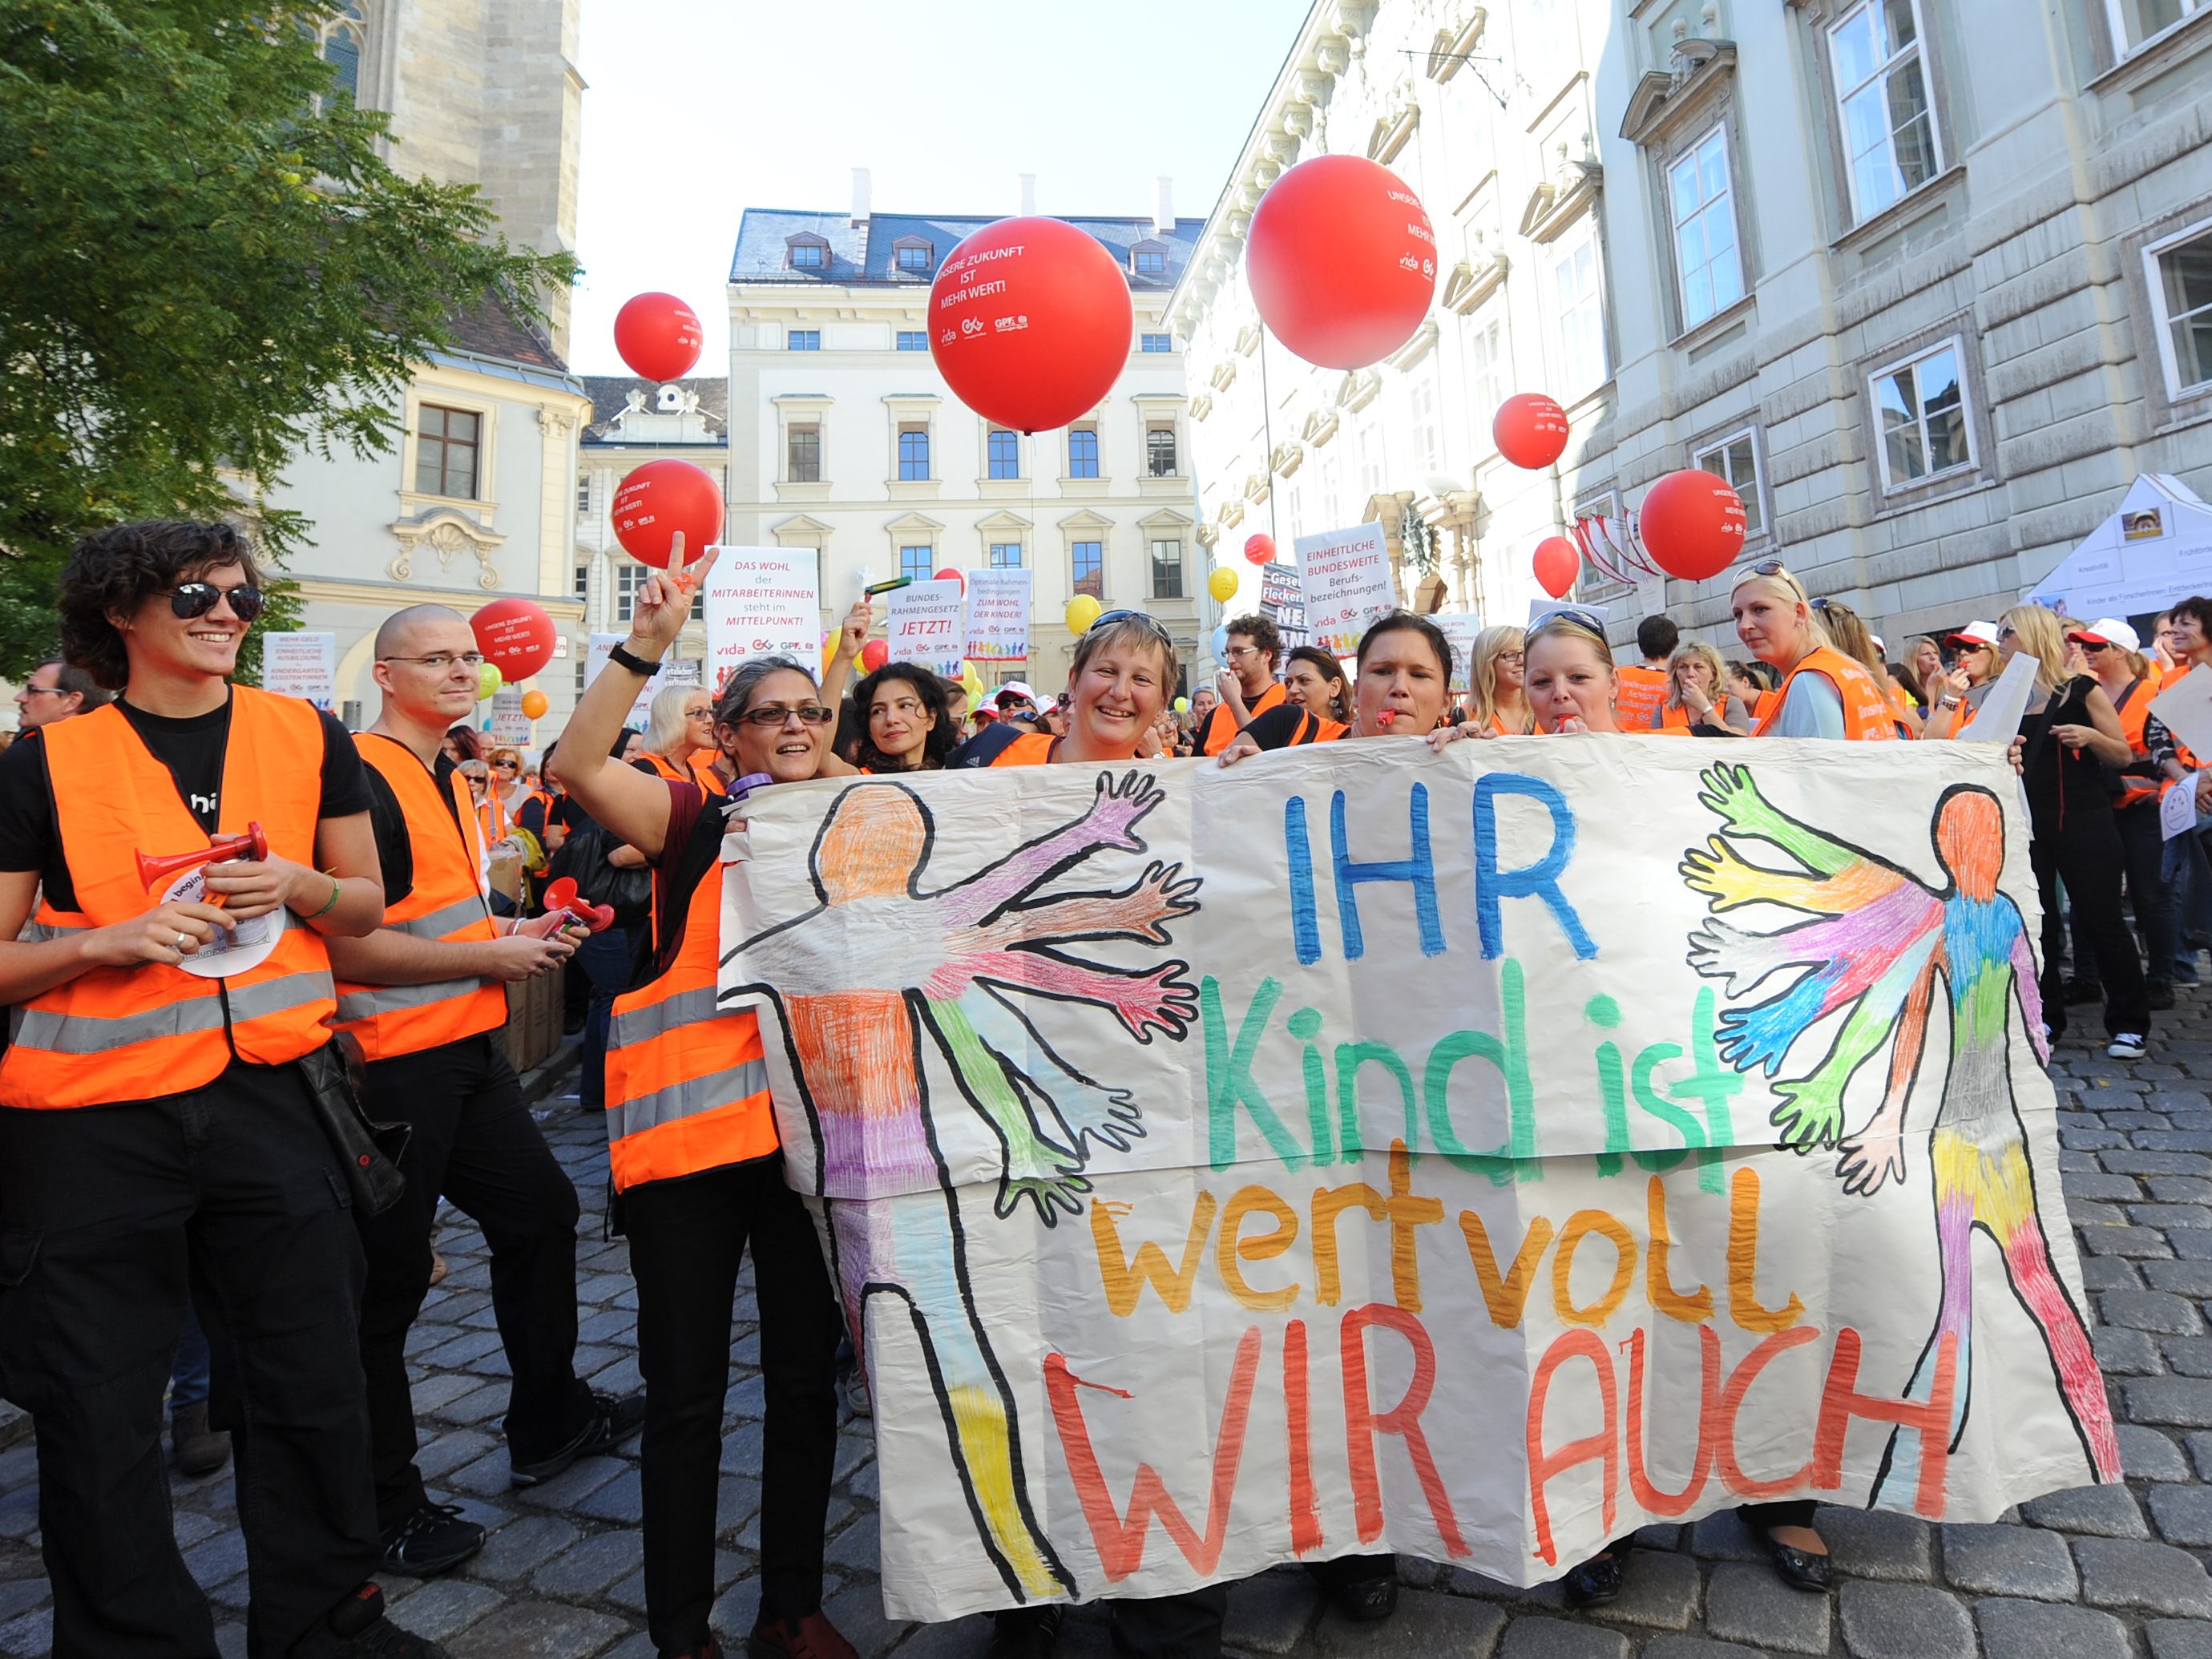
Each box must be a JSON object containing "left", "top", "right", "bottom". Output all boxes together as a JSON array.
[
  {"left": 486, "top": 688, "right": 531, "bottom": 746},
  {"left": 721, "top": 742, "right": 2113, "bottom": 1620},
  {"left": 261, "top": 632, "right": 335, "bottom": 710},
  {"left": 965, "top": 568, "right": 1032, "bottom": 664},
  {"left": 704, "top": 545, "right": 821, "bottom": 692},
  {"left": 1258, "top": 561, "right": 1307, "bottom": 648},
  {"left": 587, "top": 632, "right": 676, "bottom": 727},
  {"left": 1294, "top": 522, "right": 1395, "bottom": 656},
  {"left": 1432, "top": 612, "right": 1483, "bottom": 694},
  {"left": 887, "top": 578, "right": 967, "bottom": 678}
]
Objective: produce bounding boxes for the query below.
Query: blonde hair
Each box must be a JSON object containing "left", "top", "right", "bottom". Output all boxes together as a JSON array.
[
  {"left": 1664, "top": 640, "right": 1730, "bottom": 712},
  {"left": 1524, "top": 616, "right": 1621, "bottom": 733},
  {"left": 1730, "top": 563, "right": 1833, "bottom": 652},
  {"left": 1999, "top": 605, "right": 2073, "bottom": 694},
  {"left": 1904, "top": 635, "right": 1947, "bottom": 701},
  {"left": 1466, "top": 625, "right": 1531, "bottom": 735},
  {"left": 1813, "top": 599, "right": 1887, "bottom": 685},
  {"left": 643, "top": 683, "right": 709, "bottom": 760}
]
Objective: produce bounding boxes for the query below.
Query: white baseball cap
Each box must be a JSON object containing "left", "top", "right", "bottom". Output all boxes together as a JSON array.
[
  {"left": 1948, "top": 620, "right": 2001, "bottom": 649},
  {"left": 995, "top": 680, "right": 1037, "bottom": 708},
  {"left": 2066, "top": 617, "right": 2141, "bottom": 653}
]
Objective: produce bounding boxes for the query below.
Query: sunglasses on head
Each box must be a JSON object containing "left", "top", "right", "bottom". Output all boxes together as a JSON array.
[
  {"left": 1543, "top": 607, "right": 1606, "bottom": 635},
  {"left": 168, "top": 582, "right": 264, "bottom": 623},
  {"left": 1090, "top": 607, "right": 1173, "bottom": 642}
]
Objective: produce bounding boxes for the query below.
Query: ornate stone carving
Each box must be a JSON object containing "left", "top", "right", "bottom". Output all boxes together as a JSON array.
[{"left": 389, "top": 514, "right": 507, "bottom": 588}]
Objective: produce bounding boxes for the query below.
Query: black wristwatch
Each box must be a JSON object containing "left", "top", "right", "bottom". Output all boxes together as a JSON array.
[{"left": 607, "top": 640, "right": 662, "bottom": 676}]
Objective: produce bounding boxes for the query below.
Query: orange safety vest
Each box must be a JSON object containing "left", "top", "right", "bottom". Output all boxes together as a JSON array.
[
  {"left": 1614, "top": 664, "right": 1668, "bottom": 729},
  {"left": 988, "top": 732, "right": 1060, "bottom": 767},
  {"left": 1752, "top": 647, "right": 1899, "bottom": 740},
  {"left": 1201, "top": 683, "right": 1286, "bottom": 756},
  {"left": 333, "top": 736, "right": 507, "bottom": 1062},
  {"left": 1288, "top": 711, "right": 1348, "bottom": 744},
  {"left": 2106, "top": 676, "right": 2165, "bottom": 810},
  {"left": 604, "top": 846, "right": 777, "bottom": 1193},
  {"left": 477, "top": 791, "right": 508, "bottom": 844},
  {"left": 640, "top": 749, "right": 729, "bottom": 799},
  {"left": 1649, "top": 701, "right": 1694, "bottom": 735},
  {"left": 0, "top": 689, "right": 337, "bottom": 1110}
]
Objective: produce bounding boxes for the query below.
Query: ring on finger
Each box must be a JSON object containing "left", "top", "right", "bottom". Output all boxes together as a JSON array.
[{"left": 176, "top": 932, "right": 192, "bottom": 950}]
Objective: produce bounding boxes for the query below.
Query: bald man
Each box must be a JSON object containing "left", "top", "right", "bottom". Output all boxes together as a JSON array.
[{"left": 329, "top": 607, "right": 643, "bottom": 1577}]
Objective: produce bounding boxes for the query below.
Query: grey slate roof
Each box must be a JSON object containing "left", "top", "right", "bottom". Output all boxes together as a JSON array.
[
  {"left": 729, "top": 209, "right": 1208, "bottom": 289},
  {"left": 579, "top": 376, "right": 730, "bottom": 445}
]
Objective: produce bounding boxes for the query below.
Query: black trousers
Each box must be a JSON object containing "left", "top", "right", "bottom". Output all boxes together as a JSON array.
[
  {"left": 0, "top": 1060, "right": 381, "bottom": 1659},
  {"left": 623, "top": 1157, "right": 841, "bottom": 1653},
  {"left": 2036, "top": 809, "right": 2150, "bottom": 1042},
  {"left": 2070, "top": 801, "right": 2176, "bottom": 989},
  {"left": 355, "top": 1031, "right": 592, "bottom": 1529}
]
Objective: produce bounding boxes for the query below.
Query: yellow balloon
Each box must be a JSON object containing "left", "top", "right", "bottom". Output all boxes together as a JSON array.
[
  {"left": 960, "top": 660, "right": 987, "bottom": 701},
  {"left": 1064, "top": 595, "right": 1102, "bottom": 635},
  {"left": 520, "top": 688, "right": 550, "bottom": 720},
  {"left": 1207, "top": 566, "right": 1239, "bottom": 603}
]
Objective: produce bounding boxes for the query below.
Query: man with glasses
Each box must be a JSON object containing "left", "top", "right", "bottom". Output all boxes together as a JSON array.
[
  {"left": 1201, "top": 613, "right": 1285, "bottom": 755},
  {"left": 13, "top": 656, "right": 113, "bottom": 732},
  {"left": 332, "top": 605, "right": 644, "bottom": 1579},
  {"left": 0, "top": 521, "right": 456, "bottom": 1657}
]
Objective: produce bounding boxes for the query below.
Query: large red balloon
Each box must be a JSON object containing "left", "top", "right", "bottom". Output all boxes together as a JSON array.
[
  {"left": 1244, "top": 534, "right": 1277, "bottom": 567},
  {"left": 1533, "top": 536, "right": 1580, "bottom": 599},
  {"left": 1639, "top": 470, "right": 1748, "bottom": 581},
  {"left": 934, "top": 567, "right": 966, "bottom": 593},
  {"left": 1246, "top": 155, "right": 1437, "bottom": 370},
  {"left": 612, "top": 459, "right": 724, "bottom": 568},
  {"left": 1494, "top": 394, "right": 1571, "bottom": 470},
  {"left": 929, "top": 218, "right": 1132, "bottom": 434},
  {"left": 470, "top": 598, "right": 557, "bottom": 682},
  {"left": 613, "top": 293, "right": 704, "bottom": 383}
]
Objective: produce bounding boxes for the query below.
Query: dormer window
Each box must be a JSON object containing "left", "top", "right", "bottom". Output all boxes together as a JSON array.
[
  {"left": 893, "top": 236, "right": 934, "bottom": 273},
  {"left": 787, "top": 233, "right": 830, "bottom": 271},
  {"left": 1131, "top": 241, "right": 1168, "bottom": 277}
]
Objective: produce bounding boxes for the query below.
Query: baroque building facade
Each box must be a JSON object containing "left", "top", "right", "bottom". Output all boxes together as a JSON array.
[
  {"left": 723, "top": 173, "right": 1205, "bottom": 697},
  {"left": 1169, "top": 0, "right": 2212, "bottom": 664}
]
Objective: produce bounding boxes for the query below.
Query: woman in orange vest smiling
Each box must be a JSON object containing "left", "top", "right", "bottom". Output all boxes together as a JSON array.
[
  {"left": 550, "top": 544, "right": 854, "bottom": 1659},
  {"left": 1730, "top": 562, "right": 1897, "bottom": 740},
  {"left": 0, "top": 522, "right": 453, "bottom": 1658}
]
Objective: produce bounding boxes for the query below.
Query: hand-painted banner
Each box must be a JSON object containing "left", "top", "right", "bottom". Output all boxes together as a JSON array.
[{"left": 718, "top": 740, "right": 2116, "bottom": 1621}]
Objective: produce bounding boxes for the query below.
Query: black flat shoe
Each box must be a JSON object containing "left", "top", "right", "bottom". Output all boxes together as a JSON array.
[
  {"left": 1758, "top": 1533, "right": 1835, "bottom": 1592},
  {"left": 1334, "top": 1573, "right": 1398, "bottom": 1623},
  {"left": 1562, "top": 1551, "right": 1623, "bottom": 1608}
]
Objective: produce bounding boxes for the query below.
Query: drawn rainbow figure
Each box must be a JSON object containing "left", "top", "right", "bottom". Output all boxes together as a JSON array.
[
  {"left": 1679, "top": 763, "right": 2120, "bottom": 1498},
  {"left": 721, "top": 770, "right": 1201, "bottom": 1603}
]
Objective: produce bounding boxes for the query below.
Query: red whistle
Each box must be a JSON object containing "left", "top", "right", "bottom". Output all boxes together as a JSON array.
[
  {"left": 541, "top": 877, "right": 616, "bottom": 934},
  {"left": 1378, "top": 709, "right": 1399, "bottom": 728},
  {"left": 136, "top": 823, "right": 269, "bottom": 897}
]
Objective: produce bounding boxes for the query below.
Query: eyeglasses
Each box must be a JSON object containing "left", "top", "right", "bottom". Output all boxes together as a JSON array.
[
  {"left": 168, "top": 583, "right": 264, "bottom": 623},
  {"left": 1996, "top": 625, "right": 2017, "bottom": 641},
  {"left": 493, "top": 758, "right": 520, "bottom": 769},
  {"left": 17, "top": 684, "right": 68, "bottom": 697},
  {"left": 735, "top": 702, "right": 834, "bottom": 727},
  {"left": 1738, "top": 559, "right": 1786, "bottom": 579},
  {"left": 1496, "top": 651, "right": 1525, "bottom": 664},
  {"left": 380, "top": 652, "right": 485, "bottom": 671},
  {"left": 2073, "top": 638, "right": 2111, "bottom": 653},
  {"left": 684, "top": 708, "right": 716, "bottom": 721}
]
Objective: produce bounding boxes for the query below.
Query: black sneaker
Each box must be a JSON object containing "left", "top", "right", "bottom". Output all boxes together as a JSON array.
[
  {"left": 380, "top": 1501, "right": 486, "bottom": 1576},
  {"left": 2149, "top": 979, "right": 2177, "bottom": 1011},
  {"left": 510, "top": 1389, "right": 647, "bottom": 1487},
  {"left": 290, "top": 1584, "right": 453, "bottom": 1657},
  {"left": 2063, "top": 978, "right": 2104, "bottom": 1005}
]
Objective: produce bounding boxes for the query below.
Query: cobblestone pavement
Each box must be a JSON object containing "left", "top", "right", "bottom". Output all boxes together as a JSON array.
[{"left": 12, "top": 1025, "right": 2212, "bottom": 1659}]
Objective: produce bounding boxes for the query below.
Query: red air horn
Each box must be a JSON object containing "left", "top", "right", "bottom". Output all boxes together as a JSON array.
[
  {"left": 540, "top": 877, "right": 615, "bottom": 934},
  {"left": 136, "top": 822, "right": 268, "bottom": 897}
]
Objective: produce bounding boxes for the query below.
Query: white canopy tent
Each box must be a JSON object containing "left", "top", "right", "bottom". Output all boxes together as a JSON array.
[{"left": 2026, "top": 472, "right": 2212, "bottom": 619}]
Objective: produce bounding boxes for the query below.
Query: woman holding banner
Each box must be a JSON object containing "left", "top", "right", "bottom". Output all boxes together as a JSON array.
[
  {"left": 1219, "top": 612, "right": 1457, "bottom": 761},
  {"left": 1282, "top": 644, "right": 1352, "bottom": 733},
  {"left": 550, "top": 545, "right": 855, "bottom": 1659}
]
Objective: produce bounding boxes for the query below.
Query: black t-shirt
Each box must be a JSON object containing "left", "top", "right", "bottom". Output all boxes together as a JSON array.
[
  {"left": 362, "top": 742, "right": 466, "bottom": 907},
  {"left": 0, "top": 693, "right": 374, "bottom": 911},
  {"left": 1237, "top": 705, "right": 1334, "bottom": 751}
]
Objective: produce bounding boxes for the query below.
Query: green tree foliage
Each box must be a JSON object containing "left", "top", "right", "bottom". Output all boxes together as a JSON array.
[{"left": 0, "top": 1, "right": 577, "bottom": 680}]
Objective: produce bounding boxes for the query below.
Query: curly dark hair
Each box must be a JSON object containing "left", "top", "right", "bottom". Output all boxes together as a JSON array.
[
  {"left": 1284, "top": 644, "right": 1351, "bottom": 723},
  {"left": 850, "top": 661, "right": 955, "bottom": 772},
  {"left": 1224, "top": 612, "right": 1282, "bottom": 669},
  {"left": 59, "top": 520, "right": 264, "bottom": 691},
  {"left": 2173, "top": 595, "right": 2212, "bottom": 639}
]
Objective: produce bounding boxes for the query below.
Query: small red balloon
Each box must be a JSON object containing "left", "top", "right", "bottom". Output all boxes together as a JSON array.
[
  {"left": 1244, "top": 534, "right": 1277, "bottom": 567},
  {"left": 934, "top": 567, "right": 965, "bottom": 592},
  {"left": 860, "top": 640, "right": 890, "bottom": 673},
  {"left": 1533, "top": 536, "right": 1580, "bottom": 599},
  {"left": 614, "top": 293, "right": 703, "bottom": 383},
  {"left": 612, "top": 459, "right": 724, "bottom": 568},
  {"left": 470, "top": 598, "right": 557, "bottom": 683},
  {"left": 1246, "top": 155, "right": 1438, "bottom": 370},
  {"left": 929, "top": 217, "right": 1133, "bottom": 434},
  {"left": 1639, "top": 470, "right": 1748, "bottom": 582},
  {"left": 1493, "top": 394, "right": 1571, "bottom": 470}
]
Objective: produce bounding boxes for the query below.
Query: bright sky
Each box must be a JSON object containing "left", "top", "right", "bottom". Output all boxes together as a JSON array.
[{"left": 567, "top": 0, "right": 1312, "bottom": 375}]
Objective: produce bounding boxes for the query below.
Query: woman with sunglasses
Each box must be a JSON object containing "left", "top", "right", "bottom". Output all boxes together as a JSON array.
[
  {"left": 637, "top": 684, "right": 726, "bottom": 798},
  {"left": 1730, "top": 563, "right": 1897, "bottom": 741},
  {"left": 1922, "top": 622, "right": 2001, "bottom": 739},
  {"left": 850, "top": 660, "right": 955, "bottom": 773},
  {"left": 550, "top": 543, "right": 854, "bottom": 1659},
  {"left": 1465, "top": 625, "right": 1532, "bottom": 736},
  {"left": 988, "top": 610, "right": 1177, "bottom": 770},
  {"left": 2065, "top": 619, "right": 2175, "bottom": 1013}
]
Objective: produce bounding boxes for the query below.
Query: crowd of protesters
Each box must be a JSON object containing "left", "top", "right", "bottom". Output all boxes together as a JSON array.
[{"left": 0, "top": 517, "right": 2201, "bottom": 1659}]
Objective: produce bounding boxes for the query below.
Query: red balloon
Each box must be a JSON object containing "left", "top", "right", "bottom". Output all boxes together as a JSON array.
[
  {"left": 934, "top": 567, "right": 966, "bottom": 592},
  {"left": 1246, "top": 155, "right": 1438, "bottom": 370},
  {"left": 1493, "top": 394, "right": 1571, "bottom": 470},
  {"left": 613, "top": 293, "right": 703, "bottom": 383},
  {"left": 1244, "top": 534, "right": 1277, "bottom": 567},
  {"left": 860, "top": 640, "right": 890, "bottom": 673},
  {"left": 1533, "top": 536, "right": 1580, "bottom": 599},
  {"left": 612, "top": 459, "right": 724, "bottom": 568},
  {"left": 928, "top": 217, "right": 1133, "bottom": 433},
  {"left": 1639, "top": 470, "right": 1748, "bottom": 581},
  {"left": 470, "top": 598, "right": 556, "bottom": 683}
]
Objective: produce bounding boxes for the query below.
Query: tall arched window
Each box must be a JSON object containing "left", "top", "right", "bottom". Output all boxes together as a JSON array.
[{"left": 318, "top": 3, "right": 365, "bottom": 106}]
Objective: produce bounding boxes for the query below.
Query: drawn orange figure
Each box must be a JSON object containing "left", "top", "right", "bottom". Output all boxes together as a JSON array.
[
  {"left": 1682, "top": 764, "right": 2120, "bottom": 1500},
  {"left": 722, "top": 770, "right": 1201, "bottom": 1602}
]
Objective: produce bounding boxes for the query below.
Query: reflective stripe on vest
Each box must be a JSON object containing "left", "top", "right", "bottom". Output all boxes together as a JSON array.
[
  {"left": 604, "top": 857, "right": 777, "bottom": 1193},
  {"left": 1752, "top": 647, "right": 1899, "bottom": 740},
  {"left": 334, "top": 736, "right": 506, "bottom": 1062},
  {"left": 0, "top": 689, "right": 337, "bottom": 1109}
]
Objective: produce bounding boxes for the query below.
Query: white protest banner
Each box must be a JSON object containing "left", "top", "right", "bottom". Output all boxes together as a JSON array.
[
  {"left": 262, "top": 632, "right": 335, "bottom": 710},
  {"left": 587, "top": 632, "right": 686, "bottom": 728},
  {"left": 1433, "top": 613, "right": 1483, "bottom": 695},
  {"left": 487, "top": 688, "right": 531, "bottom": 746},
  {"left": 1295, "top": 522, "right": 1395, "bottom": 656},
  {"left": 887, "top": 578, "right": 967, "bottom": 678},
  {"left": 2152, "top": 666, "right": 2212, "bottom": 764},
  {"left": 704, "top": 545, "right": 821, "bottom": 694},
  {"left": 965, "top": 569, "right": 1032, "bottom": 664},
  {"left": 722, "top": 743, "right": 2113, "bottom": 1621}
]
